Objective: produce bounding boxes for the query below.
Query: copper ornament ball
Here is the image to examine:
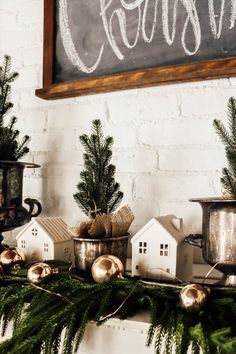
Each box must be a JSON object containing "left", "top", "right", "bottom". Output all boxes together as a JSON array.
[
  {"left": 91, "top": 255, "right": 124, "bottom": 283},
  {"left": 0, "top": 247, "right": 26, "bottom": 266},
  {"left": 179, "top": 284, "right": 210, "bottom": 313},
  {"left": 27, "top": 262, "right": 58, "bottom": 283}
]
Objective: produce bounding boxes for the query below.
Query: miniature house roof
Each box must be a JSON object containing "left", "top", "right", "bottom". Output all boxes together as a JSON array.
[
  {"left": 157, "top": 215, "right": 184, "bottom": 244},
  {"left": 16, "top": 217, "right": 73, "bottom": 243},
  {"left": 131, "top": 215, "right": 185, "bottom": 244}
]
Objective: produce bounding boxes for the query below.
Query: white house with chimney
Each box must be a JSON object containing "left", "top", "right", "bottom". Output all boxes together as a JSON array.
[
  {"left": 16, "top": 217, "right": 73, "bottom": 263},
  {"left": 131, "top": 215, "right": 192, "bottom": 282}
]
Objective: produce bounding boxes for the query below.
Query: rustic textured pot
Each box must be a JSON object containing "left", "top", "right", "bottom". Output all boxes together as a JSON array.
[{"left": 74, "top": 234, "right": 130, "bottom": 272}]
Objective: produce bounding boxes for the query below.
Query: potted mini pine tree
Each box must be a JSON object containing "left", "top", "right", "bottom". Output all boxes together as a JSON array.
[
  {"left": 0, "top": 55, "right": 41, "bottom": 249},
  {"left": 186, "top": 97, "right": 236, "bottom": 286},
  {"left": 70, "top": 119, "right": 134, "bottom": 272}
]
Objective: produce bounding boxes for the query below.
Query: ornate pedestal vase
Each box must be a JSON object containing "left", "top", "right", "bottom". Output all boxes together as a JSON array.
[
  {"left": 74, "top": 234, "right": 130, "bottom": 273},
  {"left": 0, "top": 161, "right": 42, "bottom": 251},
  {"left": 185, "top": 198, "right": 236, "bottom": 286}
]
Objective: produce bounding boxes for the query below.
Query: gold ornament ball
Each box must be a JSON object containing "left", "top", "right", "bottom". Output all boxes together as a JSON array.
[
  {"left": 0, "top": 247, "right": 26, "bottom": 266},
  {"left": 27, "top": 262, "right": 58, "bottom": 283},
  {"left": 91, "top": 255, "right": 124, "bottom": 283},
  {"left": 179, "top": 284, "right": 210, "bottom": 313}
]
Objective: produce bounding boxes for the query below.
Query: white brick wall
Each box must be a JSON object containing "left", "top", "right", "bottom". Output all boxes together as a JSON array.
[{"left": 0, "top": 1, "right": 235, "bottom": 260}]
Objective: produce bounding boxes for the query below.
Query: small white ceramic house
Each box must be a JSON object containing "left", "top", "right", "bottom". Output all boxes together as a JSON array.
[
  {"left": 131, "top": 215, "right": 193, "bottom": 282},
  {"left": 16, "top": 217, "right": 73, "bottom": 263}
]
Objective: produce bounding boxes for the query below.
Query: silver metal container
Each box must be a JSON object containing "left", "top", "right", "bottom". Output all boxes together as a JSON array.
[
  {"left": 185, "top": 198, "right": 236, "bottom": 286},
  {"left": 74, "top": 234, "right": 130, "bottom": 272}
]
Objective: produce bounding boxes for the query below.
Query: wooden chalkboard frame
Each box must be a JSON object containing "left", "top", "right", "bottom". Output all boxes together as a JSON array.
[{"left": 35, "top": 0, "right": 236, "bottom": 100}]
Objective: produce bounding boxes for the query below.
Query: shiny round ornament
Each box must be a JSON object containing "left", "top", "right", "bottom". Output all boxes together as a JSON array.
[
  {"left": 91, "top": 255, "right": 124, "bottom": 283},
  {"left": 179, "top": 284, "right": 210, "bottom": 313},
  {"left": 0, "top": 247, "right": 26, "bottom": 266},
  {"left": 27, "top": 262, "right": 58, "bottom": 283}
]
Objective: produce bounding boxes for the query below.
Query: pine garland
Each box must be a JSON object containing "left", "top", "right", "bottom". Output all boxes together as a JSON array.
[{"left": 0, "top": 267, "right": 235, "bottom": 353}]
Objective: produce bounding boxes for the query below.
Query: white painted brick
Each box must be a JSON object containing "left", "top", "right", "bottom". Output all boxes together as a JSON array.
[
  {"left": 0, "top": 0, "right": 33, "bottom": 11},
  {"left": 12, "top": 66, "right": 41, "bottom": 89},
  {"left": 18, "top": 90, "right": 50, "bottom": 109},
  {"left": 0, "top": 29, "right": 41, "bottom": 52},
  {"left": 35, "top": 151, "right": 83, "bottom": 170},
  {"left": 133, "top": 173, "right": 215, "bottom": 201},
  {"left": 47, "top": 102, "right": 106, "bottom": 130},
  {"left": 19, "top": 46, "right": 42, "bottom": 67},
  {"left": 139, "top": 119, "right": 216, "bottom": 146},
  {"left": 23, "top": 177, "right": 43, "bottom": 198},
  {"left": 16, "top": 0, "right": 43, "bottom": 27},
  {"left": 109, "top": 124, "right": 137, "bottom": 148},
  {"left": 0, "top": 10, "right": 18, "bottom": 30},
  {"left": 181, "top": 91, "right": 231, "bottom": 116},
  {"left": 107, "top": 93, "right": 179, "bottom": 122},
  {"left": 114, "top": 148, "right": 158, "bottom": 173},
  {"left": 13, "top": 109, "right": 47, "bottom": 133},
  {"left": 159, "top": 147, "right": 226, "bottom": 171},
  {"left": 129, "top": 198, "right": 160, "bottom": 233}
]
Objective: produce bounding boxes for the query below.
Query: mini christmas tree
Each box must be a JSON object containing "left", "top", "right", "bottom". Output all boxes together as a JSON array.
[
  {"left": 74, "top": 119, "right": 123, "bottom": 218},
  {"left": 0, "top": 55, "right": 30, "bottom": 160},
  {"left": 213, "top": 97, "right": 236, "bottom": 198}
]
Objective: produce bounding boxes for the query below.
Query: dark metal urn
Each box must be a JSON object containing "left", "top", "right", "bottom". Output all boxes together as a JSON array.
[{"left": 0, "top": 160, "right": 42, "bottom": 250}]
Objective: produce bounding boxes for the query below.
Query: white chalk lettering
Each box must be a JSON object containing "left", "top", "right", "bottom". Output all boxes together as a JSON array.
[
  {"left": 101, "top": 0, "right": 142, "bottom": 60},
  {"left": 181, "top": 0, "right": 201, "bottom": 55},
  {"left": 208, "top": 0, "right": 225, "bottom": 39},
  {"left": 120, "top": 0, "right": 145, "bottom": 10},
  {"left": 162, "top": 0, "right": 178, "bottom": 45},
  {"left": 59, "top": 0, "right": 236, "bottom": 73},
  {"left": 109, "top": 7, "right": 141, "bottom": 50},
  {"left": 142, "top": 0, "right": 159, "bottom": 43},
  {"left": 100, "top": 0, "right": 124, "bottom": 59},
  {"left": 230, "top": 0, "right": 236, "bottom": 28},
  {"left": 59, "top": 0, "right": 104, "bottom": 73}
]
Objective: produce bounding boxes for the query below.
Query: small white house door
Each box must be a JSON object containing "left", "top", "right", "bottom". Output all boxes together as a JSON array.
[
  {"left": 43, "top": 242, "right": 53, "bottom": 260},
  {"left": 134, "top": 241, "right": 148, "bottom": 275},
  {"left": 31, "top": 249, "right": 42, "bottom": 263},
  {"left": 147, "top": 242, "right": 174, "bottom": 279},
  {"left": 158, "top": 243, "right": 172, "bottom": 274}
]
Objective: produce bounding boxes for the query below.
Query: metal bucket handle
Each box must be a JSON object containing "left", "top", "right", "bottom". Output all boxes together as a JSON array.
[
  {"left": 24, "top": 198, "right": 42, "bottom": 217},
  {"left": 185, "top": 234, "right": 203, "bottom": 248}
]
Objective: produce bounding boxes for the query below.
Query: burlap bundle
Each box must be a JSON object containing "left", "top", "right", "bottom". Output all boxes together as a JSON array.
[{"left": 68, "top": 206, "right": 134, "bottom": 239}]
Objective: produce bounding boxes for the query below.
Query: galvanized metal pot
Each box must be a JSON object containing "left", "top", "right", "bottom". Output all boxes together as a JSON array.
[
  {"left": 74, "top": 234, "right": 130, "bottom": 272},
  {"left": 185, "top": 198, "right": 236, "bottom": 286}
]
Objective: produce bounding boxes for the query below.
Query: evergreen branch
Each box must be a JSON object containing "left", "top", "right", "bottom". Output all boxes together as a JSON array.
[
  {"left": 228, "top": 97, "right": 236, "bottom": 142},
  {"left": 0, "top": 55, "right": 30, "bottom": 160},
  {"left": 213, "top": 98, "right": 236, "bottom": 197},
  {"left": 74, "top": 119, "right": 123, "bottom": 218},
  {"left": 0, "top": 272, "right": 236, "bottom": 353},
  {"left": 226, "top": 148, "right": 236, "bottom": 179},
  {"left": 221, "top": 168, "right": 236, "bottom": 198},
  {"left": 213, "top": 119, "right": 233, "bottom": 148}
]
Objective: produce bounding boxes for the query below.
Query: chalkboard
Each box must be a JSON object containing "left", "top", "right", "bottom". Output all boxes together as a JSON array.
[{"left": 36, "top": 0, "right": 236, "bottom": 100}]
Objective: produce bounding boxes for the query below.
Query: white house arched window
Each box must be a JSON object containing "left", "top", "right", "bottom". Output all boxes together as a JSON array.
[{"left": 32, "top": 228, "right": 38, "bottom": 236}]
